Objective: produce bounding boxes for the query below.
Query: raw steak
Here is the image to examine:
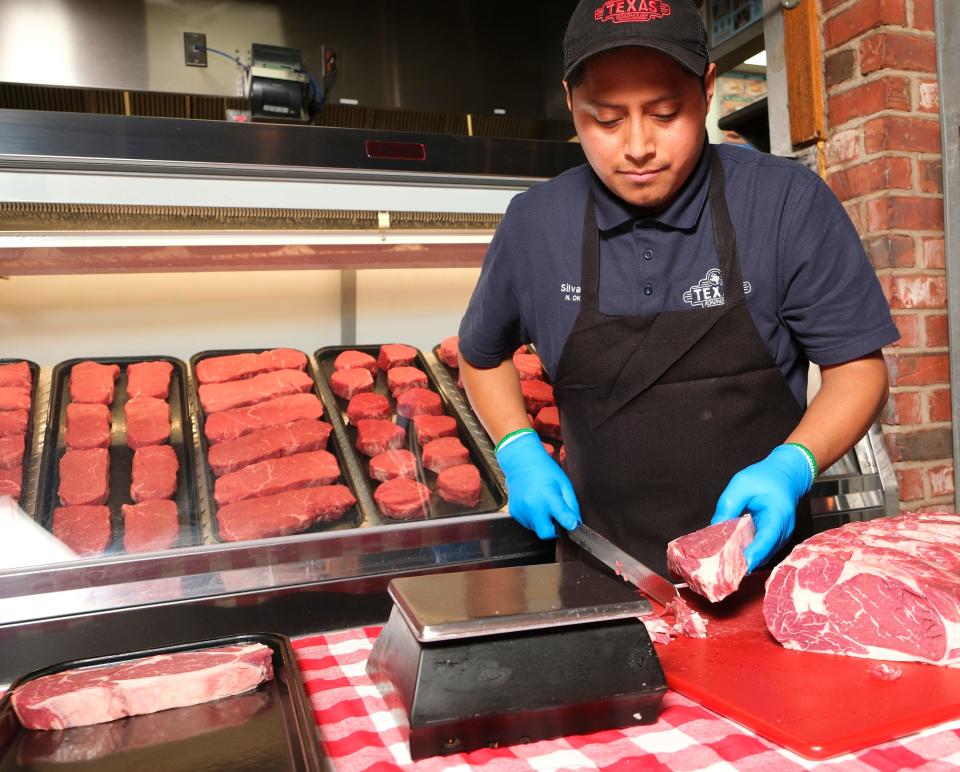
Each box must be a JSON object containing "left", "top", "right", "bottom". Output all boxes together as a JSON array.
[
  {"left": 69, "top": 361, "right": 120, "bottom": 405},
  {"left": 0, "top": 361, "right": 31, "bottom": 388},
  {"left": 330, "top": 368, "right": 373, "bottom": 400},
  {"left": 0, "top": 433, "right": 24, "bottom": 469},
  {"left": 0, "top": 387, "right": 30, "bottom": 412},
  {"left": 346, "top": 392, "right": 392, "bottom": 423},
  {"left": 666, "top": 516, "right": 755, "bottom": 602},
  {"left": 369, "top": 449, "right": 418, "bottom": 481},
  {"left": 0, "top": 409, "right": 28, "bottom": 437},
  {"left": 763, "top": 512, "right": 960, "bottom": 666},
  {"left": 534, "top": 406, "right": 562, "bottom": 440},
  {"left": 207, "top": 419, "right": 332, "bottom": 476},
  {"left": 199, "top": 369, "right": 313, "bottom": 414},
  {"left": 355, "top": 419, "right": 405, "bottom": 457},
  {"left": 0, "top": 465, "right": 22, "bottom": 498},
  {"left": 126, "top": 361, "right": 174, "bottom": 400},
  {"left": 438, "top": 336, "right": 459, "bottom": 368},
  {"left": 122, "top": 499, "right": 179, "bottom": 552},
  {"left": 437, "top": 464, "right": 481, "bottom": 507},
  {"left": 559, "top": 444, "right": 566, "bottom": 466},
  {"left": 11, "top": 642, "right": 274, "bottom": 730},
  {"left": 213, "top": 450, "right": 340, "bottom": 506},
  {"left": 65, "top": 403, "right": 111, "bottom": 450},
  {"left": 513, "top": 353, "right": 543, "bottom": 381},
  {"left": 195, "top": 348, "right": 306, "bottom": 385},
  {"left": 374, "top": 478, "right": 431, "bottom": 520},
  {"left": 412, "top": 414, "right": 457, "bottom": 445},
  {"left": 514, "top": 344, "right": 529, "bottom": 355},
  {"left": 204, "top": 393, "right": 323, "bottom": 445},
  {"left": 396, "top": 388, "right": 442, "bottom": 418},
  {"left": 542, "top": 442, "right": 556, "bottom": 458},
  {"left": 377, "top": 344, "right": 417, "bottom": 370},
  {"left": 387, "top": 366, "right": 427, "bottom": 397},
  {"left": 124, "top": 397, "right": 170, "bottom": 449},
  {"left": 422, "top": 436, "right": 469, "bottom": 473},
  {"left": 333, "top": 350, "right": 378, "bottom": 377},
  {"left": 216, "top": 485, "right": 356, "bottom": 542},
  {"left": 130, "top": 445, "right": 179, "bottom": 502},
  {"left": 52, "top": 505, "right": 111, "bottom": 556},
  {"left": 520, "top": 380, "right": 555, "bottom": 414},
  {"left": 58, "top": 448, "right": 110, "bottom": 506}
]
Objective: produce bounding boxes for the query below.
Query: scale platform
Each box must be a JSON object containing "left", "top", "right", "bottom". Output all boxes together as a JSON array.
[{"left": 366, "top": 561, "right": 667, "bottom": 759}]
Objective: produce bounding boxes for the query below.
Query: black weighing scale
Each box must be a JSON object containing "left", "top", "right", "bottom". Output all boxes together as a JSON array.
[{"left": 366, "top": 561, "right": 667, "bottom": 760}]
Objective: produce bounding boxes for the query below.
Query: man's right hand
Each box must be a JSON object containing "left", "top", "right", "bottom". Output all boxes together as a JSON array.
[{"left": 495, "top": 430, "right": 581, "bottom": 539}]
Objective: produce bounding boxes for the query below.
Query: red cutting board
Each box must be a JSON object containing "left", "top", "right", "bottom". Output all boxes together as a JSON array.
[{"left": 652, "top": 572, "right": 960, "bottom": 760}]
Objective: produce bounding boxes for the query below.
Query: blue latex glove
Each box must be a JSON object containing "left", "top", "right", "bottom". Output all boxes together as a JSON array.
[
  {"left": 711, "top": 444, "right": 814, "bottom": 571},
  {"left": 496, "top": 430, "right": 581, "bottom": 540}
]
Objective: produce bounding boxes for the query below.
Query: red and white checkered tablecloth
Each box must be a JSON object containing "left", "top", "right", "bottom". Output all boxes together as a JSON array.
[{"left": 293, "top": 628, "right": 960, "bottom": 771}]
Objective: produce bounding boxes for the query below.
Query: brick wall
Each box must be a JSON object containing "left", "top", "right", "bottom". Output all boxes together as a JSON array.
[{"left": 820, "top": 0, "right": 952, "bottom": 509}]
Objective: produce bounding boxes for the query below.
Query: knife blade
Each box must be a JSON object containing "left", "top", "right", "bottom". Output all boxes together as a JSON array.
[{"left": 565, "top": 523, "right": 678, "bottom": 607}]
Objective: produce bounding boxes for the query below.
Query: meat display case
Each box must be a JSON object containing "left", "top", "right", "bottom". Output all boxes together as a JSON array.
[{"left": 0, "top": 108, "right": 898, "bottom": 686}]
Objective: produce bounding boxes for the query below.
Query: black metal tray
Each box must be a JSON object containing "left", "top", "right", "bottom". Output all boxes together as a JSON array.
[
  {"left": 189, "top": 348, "right": 364, "bottom": 542},
  {"left": 0, "top": 359, "right": 40, "bottom": 514},
  {"left": 35, "top": 356, "right": 201, "bottom": 554},
  {"left": 0, "top": 633, "right": 323, "bottom": 772},
  {"left": 315, "top": 344, "right": 507, "bottom": 523}
]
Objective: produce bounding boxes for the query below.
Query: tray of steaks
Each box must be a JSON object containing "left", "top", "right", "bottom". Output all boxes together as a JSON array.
[
  {"left": 191, "top": 348, "right": 362, "bottom": 543},
  {"left": 0, "top": 359, "right": 40, "bottom": 514},
  {"left": 433, "top": 336, "right": 564, "bottom": 464},
  {"left": 35, "top": 357, "right": 201, "bottom": 557},
  {"left": 315, "top": 343, "right": 507, "bottom": 523},
  {"left": 0, "top": 632, "right": 323, "bottom": 771}
]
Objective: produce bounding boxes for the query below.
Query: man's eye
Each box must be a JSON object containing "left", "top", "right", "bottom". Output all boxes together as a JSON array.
[
  {"left": 653, "top": 111, "right": 678, "bottom": 122},
  {"left": 595, "top": 117, "right": 621, "bottom": 127}
]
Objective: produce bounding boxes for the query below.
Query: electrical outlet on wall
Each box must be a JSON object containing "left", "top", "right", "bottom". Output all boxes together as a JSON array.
[{"left": 184, "top": 32, "right": 207, "bottom": 67}]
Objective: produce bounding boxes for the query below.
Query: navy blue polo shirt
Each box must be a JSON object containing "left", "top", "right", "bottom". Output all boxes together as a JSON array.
[{"left": 458, "top": 142, "right": 899, "bottom": 407}]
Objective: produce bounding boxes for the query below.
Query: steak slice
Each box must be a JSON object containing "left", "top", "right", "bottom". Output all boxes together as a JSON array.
[
  {"left": 213, "top": 450, "right": 340, "bottom": 505},
  {"left": 195, "top": 349, "right": 306, "bottom": 385},
  {"left": 0, "top": 387, "right": 30, "bottom": 412},
  {"left": 69, "top": 361, "right": 120, "bottom": 405},
  {"left": 437, "top": 464, "right": 481, "bottom": 507},
  {"left": 0, "top": 361, "right": 31, "bottom": 389},
  {"left": 355, "top": 419, "right": 405, "bottom": 456},
  {"left": 0, "top": 465, "right": 22, "bottom": 498},
  {"left": 764, "top": 512, "right": 960, "bottom": 666},
  {"left": 204, "top": 393, "right": 323, "bottom": 445},
  {"left": 374, "top": 478, "right": 431, "bottom": 520},
  {"left": 520, "top": 380, "right": 555, "bottom": 414},
  {"left": 387, "top": 367, "right": 428, "bottom": 397},
  {"left": 122, "top": 499, "right": 180, "bottom": 552},
  {"left": 333, "top": 350, "right": 378, "bottom": 377},
  {"left": 346, "top": 392, "right": 392, "bottom": 423},
  {"left": 66, "top": 403, "right": 112, "bottom": 450},
  {"left": 207, "top": 419, "right": 332, "bottom": 476},
  {"left": 0, "top": 433, "right": 25, "bottom": 469},
  {"left": 422, "top": 436, "right": 470, "bottom": 473},
  {"left": 58, "top": 448, "right": 110, "bottom": 506},
  {"left": 369, "top": 449, "right": 418, "bottom": 481},
  {"left": 126, "top": 361, "right": 174, "bottom": 400},
  {"left": 542, "top": 442, "right": 555, "bottom": 458},
  {"left": 124, "top": 397, "right": 170, "bottom": 449},
  {"left": 0, "top": 410, "right": 28, "bottom": 437},
  {"left": 329, "top": 368, "right": 373, "bottom": 400},
  {"left": 412, "top": 414, "right": 457, "bottom": 445},
  {"left": 666, "top": 516, "right": 755, "bottom": 602},
  {"left": 377, "top": 344, "right": 417, "bottom": 371},
  {"left": 199, "top": 369, "right": 313, "bottom": 414},
  {"left": 52, "top": 505, "right": 111, "bottom": 556},
  {"left": 396, "top": 388, "right": 442, "bottom": 419},
  {"left": 533, "top": 406, "right": 562, "bottom": 440},
  {"left": 216, "top": 485, "right": 356, "bottom": 542},
  {"left": 11, "top": 642, "right": 274, "bottom": 730},
  {"left": 130, "top": 445, "right": 179, "bottom": 502},
  {"left": 512, "top": 352, "right": 544, "bottom": 381},
  {"left": 438, "top": 336, "right": 459, "bottom": 368}
]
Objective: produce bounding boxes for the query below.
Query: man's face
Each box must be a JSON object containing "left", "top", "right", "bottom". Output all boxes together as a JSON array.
[{"left": 565, "top": 47, "right": 716, "bottom": 211}]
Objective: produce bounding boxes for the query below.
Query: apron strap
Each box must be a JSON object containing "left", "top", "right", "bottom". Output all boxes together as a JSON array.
[
  {"left": 708, "top": 149, "right": 745, "bottom": 306},
  {"left": 578, "top": 188, "right": 601, "bottom": 318}
]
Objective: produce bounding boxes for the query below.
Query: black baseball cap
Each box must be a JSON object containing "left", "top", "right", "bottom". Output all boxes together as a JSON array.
[{"left": 563, "top": 0, "right": 709, "bottom": 80}]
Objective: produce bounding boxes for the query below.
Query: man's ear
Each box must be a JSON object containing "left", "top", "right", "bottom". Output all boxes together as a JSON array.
[
  {"left": 703, "top": 63, "right": 717, "bottom": 111},
  {"left": 563, "top": 81, "right": 573, "bottom": 113}
]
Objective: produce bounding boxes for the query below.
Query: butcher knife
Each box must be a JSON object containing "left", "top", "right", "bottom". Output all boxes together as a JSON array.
[{"left": 565, "top": 523, "right": 678, "bottom": 607}]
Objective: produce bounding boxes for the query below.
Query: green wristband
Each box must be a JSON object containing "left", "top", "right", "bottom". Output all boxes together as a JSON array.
[
  {"left": 785, "top": 442, "right": 819, "bottom": 480},
  {"left": 495, "top": 427, "right": 536, "bottom": 454}
]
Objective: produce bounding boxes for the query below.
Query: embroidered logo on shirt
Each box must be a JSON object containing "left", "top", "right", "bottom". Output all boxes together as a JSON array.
[
  {"left": 594, "top": 0, "right": 671, "bottom": 24},
  {"left": 682, "top": 268, "right": 752, "bottom": 308},
  {"left": 561, "top": 282, "right": 582, "bottom": 302}
]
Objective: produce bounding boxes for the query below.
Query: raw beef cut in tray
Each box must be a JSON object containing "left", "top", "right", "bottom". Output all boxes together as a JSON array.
[
  {"left": 377, "top": 344, "right": 417, "bottom": 370},
  {"left": 206, "top": 419, "right": 332, "bottom": 476},
  {"left": 437, "top": 464, "right": 481, "bottom": 506},
  {"left": 667, "top": 516, "right": 755, "bottom": 602},
  {"left": 534, "top": 406, "right": 562, "bottom": 441},
  {"left": 216, "top": 485, "right": 357, "bottom": 542},
  {"left": 374, "top": 477, "right": 431, "bottom": 520},
  {"left": 58, "top": 448, "right": 110, "bottom": 506},
  {"left": 412, "top": 414, "right": 457, "bottom": 445},
  {"left": 11, "top": 642, "right": 274, "bottom": 730},
  {"left": 198, "top": 369, "right": 313, "bottom": 414},
  {"left": 330, "top": 367, "right": 374, "bottom": 399},
  {"left": 355, "top": 419, "right": 405, "bottom": 457},
  {"left": 346, "top": 392, "right": 392, "bottom": 423},
  {"left": 126, "top": 360, "right": 174, "bottom": 400},
  {"left": 122, "top": 499, "right": 180, "bottom": 553},
  {"left": 397, "top": 387, "right": 442, "bottom": 418},
  {"left": 437, "top": 335, "right": 459, "bottom": 369},
  {"left": 0, "top": 465, "right": 22, "bottom": 498},
  {"left": 369, "top": 449, "right": 418, "bottom": 481},
  {"left": 52, "top": 505, "right": 111, "bottom": 556},
  {"left": 513, "top": 352, "right": 544, "bottom": 381},
  {"left": 0, "top": 409, "right": 27, "bottom": 437},
  {"left": 131, "top": 444, "right": 179, "bottom": 502},
  {"left": 334, "top": 349, "right": 378, "bottom": 377},
  {"left": 124, "top": 397, "right": 171, "bottom": 449},
  {"left": 0, "top": 434, "right": 24, "bottom": 469},
  {"left": 387, "top": 366, "right": 427, "bottom": 397},
  {"left": 422, "top": 436, "right": 469, "bottom": 473},
  {"left": 0, "top": 387, "right": 30, "bottom": 412},
  {"left": 520, "top": 379, "right": 555, "bottom": 414},
  {"left": 213, "top": 450, "right": 340, "bottom": 506},
  {"left": 194, "top": 348, "right": 306, "bottom": 385},
  {"left": 69, "top": 361, "right": 120, "bottom": 405},
  {"left": 203, "top": 393, "right": 324, "bottom": 445},
  {"left": 0, "top": 360, "right": 32, "bottom": 389},
  {"left": 65, "top": 402, "right": 111, "bottom": 450}
]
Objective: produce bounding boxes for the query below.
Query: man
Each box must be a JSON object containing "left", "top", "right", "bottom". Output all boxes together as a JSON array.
[{"left": 458, "top": 0, "right": 897, "bottom": 576}]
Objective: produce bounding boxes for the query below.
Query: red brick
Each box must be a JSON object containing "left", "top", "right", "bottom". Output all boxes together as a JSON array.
[
  {"left": 886, "top": 352, "right": 950, "bottom": 386},
  {"left": 860, "top": 32, "right": 937, "bottom": 74},
  {"left": 864, "top": 234, "right": 915, "bottom": 269},
  {"left": 885, "top": 427, "right": 952, "bottom": 461},
  {"left": 929, "top": 465, "right": 955, "bottom": 498},
  {"left": 866, "top": 196, "right": 944, "bottom": 231},
  {"left": 928, "top": 388, "right": 953, "bottom": 422},
  {"left": 829, "top": 77, "right": 910, "bottom": 126},
  {"left": 918, "top": 159, "right": 943, "bottom": 194},
  {"left": 880, "top": 274, "right": 947, "bottom": 309},
  {"left": 864, "top": 115, "right": 941, "bottom": 153},
  {"left": 844, "top": 201, "right": 866, "bottom": 235},
  {"left": 913, "top": 0, "right": 935, "bottom": 31},
  {"left": 884, "top": 389, "right": 922, "bottom": 423},
  {"left": 826, "top": 128, "right": 862, "bottom": 166},
  {"left": 917, "top": 80, "right": 939, "bottom": 113},
  {"left": 890, "top": 312, "right": 921, "bottom": 347},
  {"left": 925, "top": 314, "right": 949, "bottom": 348},
  {"left": 895, "top": 467, "right": 925, "bottom": 501},
  {"left": 825, "top": 49, "right": 857, "bottom": 88},
  {"left": 824, "top": 0, "right": 908, "bottom": 48},
  {"left": 829, "top": 156, "right": 912, "bottom": 200},
  {"left": 922, "top": 238, "right": 945, "bottom": 268}
]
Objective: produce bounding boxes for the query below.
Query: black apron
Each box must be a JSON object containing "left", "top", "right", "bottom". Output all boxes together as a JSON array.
[{"left": 554, "top": 148, "right": 808, "bottom": 577}]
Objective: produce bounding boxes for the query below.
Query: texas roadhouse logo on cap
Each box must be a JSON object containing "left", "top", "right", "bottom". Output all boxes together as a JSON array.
[{"left": 594, "top": 0, "right": 672, "bottom": 24}]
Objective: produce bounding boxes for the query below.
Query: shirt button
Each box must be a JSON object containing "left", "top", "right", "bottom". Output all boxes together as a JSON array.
[
  {"left": 643, "top": 249, "right": 654, "bottom": 260},
  {"left": 643, "top": 284, "right": 654, "bottom": 296}
]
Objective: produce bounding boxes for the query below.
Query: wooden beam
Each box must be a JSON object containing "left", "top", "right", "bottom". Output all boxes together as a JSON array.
[{"left": 783, "top": 0, "right": 826, "bottom": 147}]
